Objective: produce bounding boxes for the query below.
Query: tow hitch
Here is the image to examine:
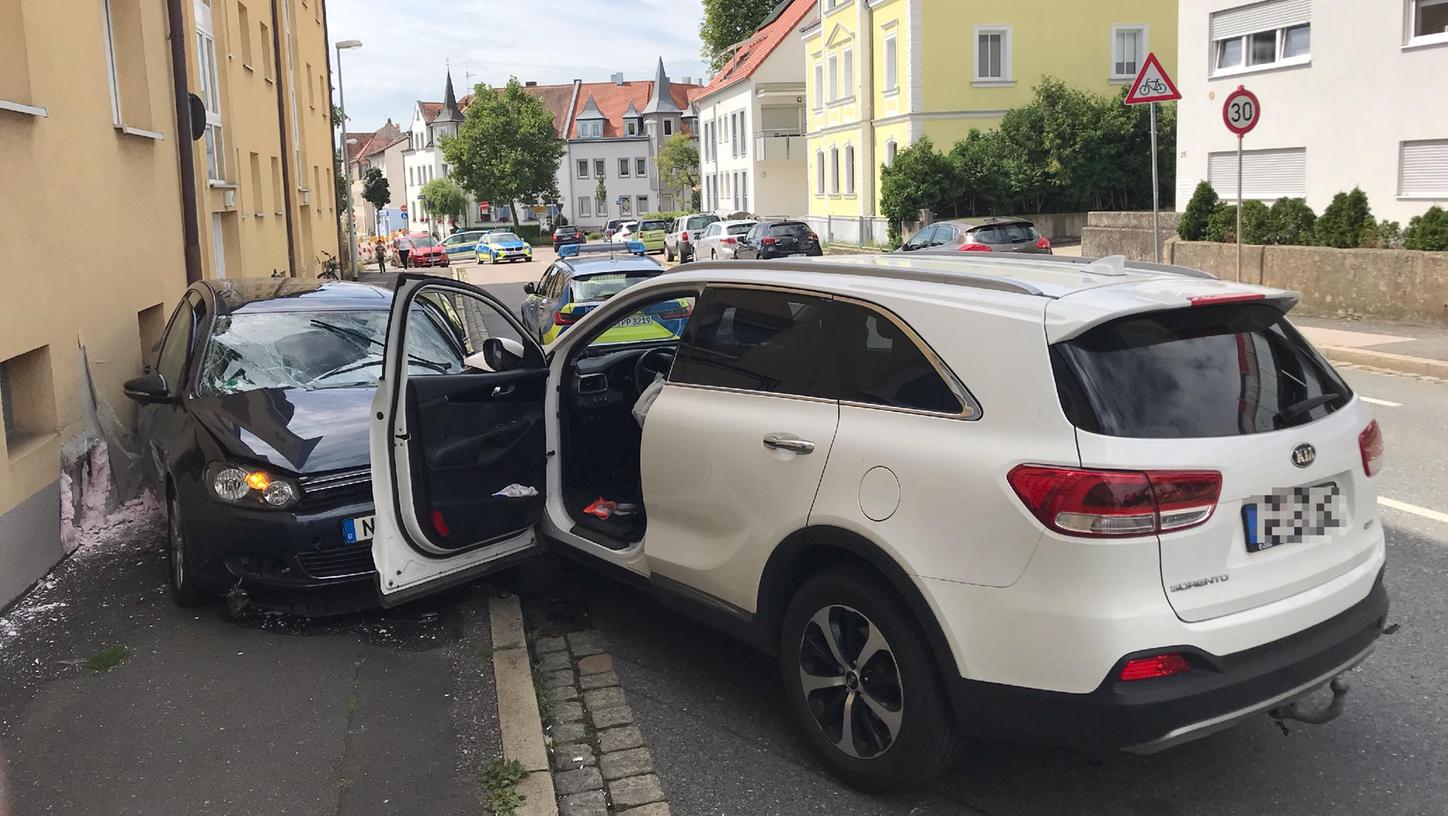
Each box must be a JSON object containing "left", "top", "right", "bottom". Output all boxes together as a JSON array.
[{"left": 1269, "top": 675, "right": 1351, "bottom": 734}]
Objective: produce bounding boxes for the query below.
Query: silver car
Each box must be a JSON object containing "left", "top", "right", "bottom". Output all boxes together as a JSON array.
[
  {"left": 898, "top": 217, "right": 1052, "bottom": 254},
  {"left": 664, "top": 213, "right": 722, "bottom": 262},
  {"left": 693, "top": 219, "right": 757, "bottom": 260}
]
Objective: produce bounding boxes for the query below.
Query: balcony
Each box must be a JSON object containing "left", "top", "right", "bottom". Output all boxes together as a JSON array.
[{"left": 755, "top": 132, "right": 807, "bottom": 162}]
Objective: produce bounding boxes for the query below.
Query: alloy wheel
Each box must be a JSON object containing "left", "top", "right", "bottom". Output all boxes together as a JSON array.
[{"left": 798, "top": 604, "right": 904, "bottom": 759}]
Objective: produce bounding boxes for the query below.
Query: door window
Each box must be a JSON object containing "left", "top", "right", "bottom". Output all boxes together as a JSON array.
[
  {"left": 670, "top": 287, "right": 834, "bottom": 398},
  {"left": 833, "top": 301, "right": 969, "bottom": 416},
  {"left": 414, "top": 289, "right": 529, "bottom": 360},
  {"left": 156, "top": 294, "right": 198, "bottom": 388},
  {"left": 903, "top": 225, "right": 937, "bottom": 250}
]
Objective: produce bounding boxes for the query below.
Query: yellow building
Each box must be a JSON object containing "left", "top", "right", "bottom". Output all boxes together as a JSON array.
[
  {"left": 800, "top": 0, "right": 1179, "bottom": 243},
  {"left": 0, "top": 0, "right": 339, "bottom": 606}
]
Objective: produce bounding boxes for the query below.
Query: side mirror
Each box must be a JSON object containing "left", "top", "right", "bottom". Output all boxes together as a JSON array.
[
  {"left": 123, "top": 374, "right": 175, "bottom": 405},
  {"left": 522, "top": 282, "right": 536, "bottom": 295},
  {"left": 482, "top": 337, "right": 527, "bottom": 372}
]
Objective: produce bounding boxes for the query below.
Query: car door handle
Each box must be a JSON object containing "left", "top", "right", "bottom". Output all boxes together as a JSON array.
[
  {"left": 762, "top": 433, "right": 815, "bottom": 455},
  {"left": 492, "top": 384, "right": 516, "bottom": 398}
]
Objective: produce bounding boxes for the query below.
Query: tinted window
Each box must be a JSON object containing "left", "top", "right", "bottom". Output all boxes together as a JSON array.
[
  {"left": 834, "top": 302, "right": 964, "bottom": 414},
  {"left": 156, "top": 298, "right": 195, "bottom": 386},
  {"left": 411, "top": 236, "right": 439, "bottom": 248},
  {"left": 1053, "top": 304, "right": 1351, "bottom": 439},
  {"left": 571, "top": 271, "right": 661, "bottom": 302},
  {"left": 686, "top": 215, "right": 718, "bottom": 231},
  {"left": 728, "top": 223, "right": 755, "bottom": 235},
  {"left": 639, "top": 220, "right": 670, "bottom": 232},
  {"left": 671, "top": 288, "right": 833, "bottom": 398},
  {"left": 905, "top": 225, "right": 938, "bottom": 249},
  {"left": 970, "top": 222, "right": 1039, "bottom": 244},
  {"left": 769, "top": 222, "right": 811, "bottom": 237}
]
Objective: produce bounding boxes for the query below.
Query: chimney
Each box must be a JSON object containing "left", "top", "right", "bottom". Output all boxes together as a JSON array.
[
  {"left": 525, "top": 80, "right": 537, "bottom": 87},
  {"left": 612, "top": 72, "right": 625, "bottom": 86}
]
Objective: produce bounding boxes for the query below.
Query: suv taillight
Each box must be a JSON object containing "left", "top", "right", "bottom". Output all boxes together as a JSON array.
[
  {"left": 1007, "top": 465, "right": 1222, "bottom": 538},
  {"left": 681, "top": 231, "right": 690, "bottom": 242},
  {"left": 1359, "top": 420, "right": 1384, "bottom": 476},
  {"left": 1035, "top": 236, "right": 1051, "bottom": 250}
]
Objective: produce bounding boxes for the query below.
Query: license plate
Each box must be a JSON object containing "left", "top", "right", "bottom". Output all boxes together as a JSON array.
[
  {"left": 1242, "top": 483, "right": 1343, "bottom": 553},
  {"left": 618, "top": 315, "right": 653, "bottom": 327},
  {"left": 342, "top": 515, "right": 375, "bottom": 544}
]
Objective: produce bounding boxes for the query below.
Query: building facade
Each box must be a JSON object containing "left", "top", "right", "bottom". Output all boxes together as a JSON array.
[
  {"left": 345, "top": 119, "right": 406, "bottom": 239},
  {"left": 1174, "top": 0, "right": 1448, "bottom": 222},
  {"left": 696, "top": 0, "right": 814, "bottom": 219},
  {"left": 0, "top": 0, "right": 339, "bottom": 608},
  {"left": 800, "top": 0, "right": 1179, "bottom": 243}
]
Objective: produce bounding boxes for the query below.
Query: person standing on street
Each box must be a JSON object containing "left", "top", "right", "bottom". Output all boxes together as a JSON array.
[
  {"left": 397, "top": 234, "right": 413, "bottom": 269},
  {"left": 373, "top": 239, "right": 386, "bottom": 274}
]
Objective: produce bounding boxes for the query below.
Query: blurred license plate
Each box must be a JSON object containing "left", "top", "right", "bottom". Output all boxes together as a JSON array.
[
  {"left": 1242, "top": 483, "right": 1342, "bottom": 553},
  {"left": 618, "top": 315, "right": 652, "bottom": 327},
  {"left": 342, "top": 515, "right": 375, "bottom": 544}
]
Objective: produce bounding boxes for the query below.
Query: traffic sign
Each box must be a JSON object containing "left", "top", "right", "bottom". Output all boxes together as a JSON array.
[
  {"left": 1124, "top": 53, "right": 1180, "bottom": 105},
  {"left": 1222, "top": 86, "right": 1260, "bottom": 135}
]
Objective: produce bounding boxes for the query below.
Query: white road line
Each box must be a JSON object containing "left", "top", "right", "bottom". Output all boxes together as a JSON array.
[
  {"left": 1379, "top": 497, "right": 1448, "bottom": 525},
  {"left": 1361, "top": 397, "right": 1403, "bottom": 407}
]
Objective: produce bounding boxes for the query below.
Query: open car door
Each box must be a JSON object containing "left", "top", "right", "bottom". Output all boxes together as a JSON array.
[{"left": 370, "top": 274, "right": 549, "bottom": 607}]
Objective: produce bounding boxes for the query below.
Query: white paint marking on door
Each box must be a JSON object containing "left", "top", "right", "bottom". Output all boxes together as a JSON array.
[
  {"left": 1379, "top": 497, "right": 1448, "bottom": 525},
  {"left": 1360, "top": 397, "right": 1402, "bottom": 407}
]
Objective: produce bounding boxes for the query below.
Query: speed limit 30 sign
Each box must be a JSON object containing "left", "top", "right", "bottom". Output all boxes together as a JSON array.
[{"left": 1223, "top": 85, "right": 1260, "bottom": 135}]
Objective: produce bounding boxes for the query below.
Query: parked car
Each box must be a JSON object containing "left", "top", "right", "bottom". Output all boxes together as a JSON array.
[
  {"left": 476, "top": 230, "right": 533, "bottom": 264},
  {"left": 520, "top": 246, "right": 681, "bottom": 344},
  {"left": 406, "top": 233, "right": 450, "bottom": 268},
  {"left": 363, "top": 253, "right": 1387, "bottom": 791},
  {"left": 442, "top": 230, "right": 484, "bottom": 261},
  {"left": 695, "top": 219, "right": 758, "bottom": 260},
  {"left": 899, "top": 217, "right": 1052, "bottom": 254},
  {"left": 603, "top": 219, "right": 630, "bottom": 242},
  {"left": 664, "top": 213, "right": 721, "bottom": 262},
  {"left": 734, "top": 220, "right": 823, "bottom": 260},
  {"left": 609, "top": 221, "right": 641, "bottom": 244},
  {"left": 632, "top": 219, "right": 671, "bottom": 254},
  {"left": 123, "top": 279, "right": 471, "bottom": 613},
  {"left": 552, "top": 225, "right": 586, "bottom": 251}
]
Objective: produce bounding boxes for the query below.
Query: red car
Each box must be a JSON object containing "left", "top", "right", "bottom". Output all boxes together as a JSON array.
[{"left": 405, "top": 233, "right": 449, "bottom": 268}]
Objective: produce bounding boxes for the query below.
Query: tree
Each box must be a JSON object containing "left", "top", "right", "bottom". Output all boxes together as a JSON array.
[
  {"left": 1266, "top": 197, "right": 1316, "bottom": 245},
  {"left": 361, "top": 167, "right": 391, "bottom": 212},
  {"left": 1205, "top": 204, "right": 1237, "bottom": 242},
  {"left": 1404, "top": 206, "right": 1448, "bottom": 251},
  {"left": 1178, "top": 181, "right": 1219, "bottom": 241},
  {"left": 657, "top": 133, "right": 701, "bottom": 211},
  {"left": 1314, "top": 187, "right": 1373, "bottom": 248},
  {"left": 420, "top": 177, "right": 467, "bottom": 228},
  {"left": 879, "top": 137, "right": 954, "bottom": 245},
  {"left": 594, "top": 176, "right": 608, "bottom": 212},
  {"left": 442, "top": 77, "right": 564, "bottom": 230},
  {"left": 699, "top": 0, "right": 778, "bottom": 72}
]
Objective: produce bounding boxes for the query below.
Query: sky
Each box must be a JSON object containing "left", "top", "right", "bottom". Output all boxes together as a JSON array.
[{"left": 328, "top": 0, "right": 711, "bottom": 132}]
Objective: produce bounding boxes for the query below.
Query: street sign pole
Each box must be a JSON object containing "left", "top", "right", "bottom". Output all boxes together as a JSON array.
[
  {"left": 1222, "top": 85, "right": 1260, "bottom": 283},
  {"left": 1150, "top": 101, "right": 1160, "bottom": 263},
  {"left": 1236, "top": 133, "right": 1244, "bottom": 282},
  {"left": 1123, "top": 53, "right": 1180, "bottom": 265}
]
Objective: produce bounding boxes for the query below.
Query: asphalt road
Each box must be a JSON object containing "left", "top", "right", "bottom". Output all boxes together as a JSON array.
[{"left": 551, "top": 365, "right": 1448, "bottom": 816}]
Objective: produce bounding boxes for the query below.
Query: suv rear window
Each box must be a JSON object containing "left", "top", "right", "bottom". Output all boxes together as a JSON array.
[
  {"left": 969, "top": 222, "right": 1039, "bottom": 244},
  {"left": 770, "top": 222, "right": 811, "bottom": 236},
  {"left": 1052, "top": 304, "right": 1351, "bottom": 439},
  {"left": 686, "top": 215, "right": 718, "bottom": 231},
  {"left": 639, "top": 220, "right": 670, "bottom": 232}
]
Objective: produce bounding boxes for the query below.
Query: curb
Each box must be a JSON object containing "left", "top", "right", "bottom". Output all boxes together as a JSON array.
[
  {"left": 490, "top": 594, "right": 560, "bottom": 816},
  {"left": 1318, "top": 344, "right": 1448, "bottom": 381}
]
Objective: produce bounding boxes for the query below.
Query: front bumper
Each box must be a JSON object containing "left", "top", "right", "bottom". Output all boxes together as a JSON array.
[
  {"left": 946, "top": 571, "right": 1388, "bottom": 751},
  {"left": 182, "top": 495, "right": 378, "bottom": 593},
  {"left": 412, "top": 254, "right": 449, "bottom": 267}
]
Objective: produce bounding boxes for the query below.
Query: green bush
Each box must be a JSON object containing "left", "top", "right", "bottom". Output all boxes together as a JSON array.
[
  {"left": 1204, "top": 203, "right": 1237, "bottom": 242},
  {"left": 1240, "top": 199, "right": 1271, "bottom": 244},
  {"left": 642, "top": 211, "right": 687, "bottom": 223},
  {"left": 1314, "top": 188, "right": 1373, "bottom": 248},
  {"left": 586, "top": 231, "right": 603, "bottom": 240},
  {"left": 1404, "top": 206, "right": 1448, "bottom": 251},
  {"left": 1266, "top": 197, "right": 1316, "bottom": 245},
  {"left": 1357, "top": 218, "right": 1404, "bottom": 249},
  {"left": 1178, "top": 181, "right": 1219, "bottom": 241}
]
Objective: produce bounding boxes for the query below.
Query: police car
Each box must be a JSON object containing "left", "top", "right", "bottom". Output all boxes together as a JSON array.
[{"left": 520, "top": 242, "right": 689, "bottom": 345}]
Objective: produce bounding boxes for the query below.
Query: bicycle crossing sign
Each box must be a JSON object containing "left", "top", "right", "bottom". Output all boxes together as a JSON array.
[{"left": 1124, "top": 53, "right": 1181, "bottom": 105}]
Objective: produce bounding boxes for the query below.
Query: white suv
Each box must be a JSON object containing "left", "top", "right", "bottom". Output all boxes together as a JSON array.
[{"left": 367, "top": 254, "right": 1388, "bottom": 791}]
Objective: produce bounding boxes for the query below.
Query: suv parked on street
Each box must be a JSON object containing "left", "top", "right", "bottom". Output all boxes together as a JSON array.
[
  {"left": 366, "top": 253, "right": 1388, "bottom": 791},
  {"left": 665, "top": 213, "right": 721, "bottom": 262},
  {"left": 552, "top": 225, "right": 585, "bottom": 251},
  {"left": 899, "top": 217, "right": 1052, "bottom": 254},
  {"left": 734, "top": 219, "right": 823, "bottom": 260}
]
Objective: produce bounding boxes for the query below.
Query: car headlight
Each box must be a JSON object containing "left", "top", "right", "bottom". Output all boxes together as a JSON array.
[{"left": 207, "top": 463, "right": 301, "bottom": 509}]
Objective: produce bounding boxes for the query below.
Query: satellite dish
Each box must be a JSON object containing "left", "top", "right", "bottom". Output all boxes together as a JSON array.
[{"left": 187, "top": 93, "right": 206, "bottom": 141}]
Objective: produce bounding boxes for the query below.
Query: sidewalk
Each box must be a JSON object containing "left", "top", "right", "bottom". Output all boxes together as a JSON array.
[{"left": 1293, "top": 315, "right": 1448, "bottom": 379}]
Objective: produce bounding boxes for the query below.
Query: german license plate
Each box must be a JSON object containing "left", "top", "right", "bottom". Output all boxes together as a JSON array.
[
  {"left": 342, "top": 514, "right": 375, "bottom": 544},
  {"left": 618, "top": 314, "right": 652, "bottom": 328},
  {"left": 1242, "top": 483, "right": 1343, "bottom": 553}
]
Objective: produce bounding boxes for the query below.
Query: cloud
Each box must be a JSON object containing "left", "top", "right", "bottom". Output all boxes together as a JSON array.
[{"left": 328, "top": 0, "right": 710, "bottom": 130}]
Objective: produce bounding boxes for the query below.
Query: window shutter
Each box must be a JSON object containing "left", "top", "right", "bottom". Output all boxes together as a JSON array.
[
  {"left": 1208, "top": 147, "right": 1307, "bottom": 199},
  {"left": 1399, "top": 139, "right": 1448, "bottom": 197},
  {"left": 1209, "top": 0, "right": 1311, "bottom": 40}
]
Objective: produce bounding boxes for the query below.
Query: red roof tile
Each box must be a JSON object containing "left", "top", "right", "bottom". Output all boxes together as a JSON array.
[
  {"left": 561, "top": 79, "right": 705, "bottom": 139},
  {"left": 698, "top": 0, "right": 816, "bottom": 101}
]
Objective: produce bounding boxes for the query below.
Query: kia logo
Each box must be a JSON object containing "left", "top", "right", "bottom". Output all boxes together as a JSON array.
[{"left": 1291, "top": 443, "right": 1316, "bottom": 468}]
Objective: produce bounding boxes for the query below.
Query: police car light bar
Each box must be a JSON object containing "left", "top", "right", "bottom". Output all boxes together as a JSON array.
[{"left": 558, "top": 241, "right": 647, "bottom": 259}]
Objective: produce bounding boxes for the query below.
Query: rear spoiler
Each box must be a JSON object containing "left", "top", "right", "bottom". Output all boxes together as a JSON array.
[
  {"left": 1045, "top": 277, "right": 1300, "bottom": 344},
  {"left": 559, "top": 241, "right": 646, "bottom": 259}
]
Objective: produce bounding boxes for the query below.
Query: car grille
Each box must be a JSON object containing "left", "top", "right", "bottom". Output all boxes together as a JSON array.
[
  {"left": 295, "top": 547, "right": 376, "bottom": 580},
  {"left": 298, "top": 467, "right": 372, "bottom": 511}
]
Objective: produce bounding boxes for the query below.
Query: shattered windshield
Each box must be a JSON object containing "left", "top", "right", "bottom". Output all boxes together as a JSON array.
[{"left": 197, "top": 309, "right": 464, "bottom": 395}]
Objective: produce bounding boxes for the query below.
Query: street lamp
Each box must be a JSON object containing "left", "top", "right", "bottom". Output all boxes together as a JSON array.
[{"left": 335, "top": 39, "right": 363, "bottom": 278}]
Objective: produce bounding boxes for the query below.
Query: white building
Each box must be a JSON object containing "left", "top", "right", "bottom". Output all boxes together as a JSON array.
[
  {"left": 1175, "top": 0, "right": 1448, "bottom": 222},
  {"left": 345, "top": 120, "right": 407, "bottom": 239},
  {"left": 696, "top": 0, "right": 814, "bottom": 219},
  {"left": 401, "top": 74, "right": 505, "bottom": 234}
]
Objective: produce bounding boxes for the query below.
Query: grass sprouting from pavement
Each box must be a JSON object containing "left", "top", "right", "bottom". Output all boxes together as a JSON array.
[
  {"left": 86, "top": 645, "right": 130, "bottom": 672},
  {"left": 479, "top": 759, "right": 528, "bottom": 816}
]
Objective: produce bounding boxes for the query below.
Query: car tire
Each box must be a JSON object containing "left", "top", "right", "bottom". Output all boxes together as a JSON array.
[
  {"left": 710, "top": 249, "right": 717, "bottom": 260},
  {"left": 779, "top": 566, "right": 963, "bottom": 792},
  {"left": 167, "top": 490, "right": 209, "bottom": 608},
  {"left": 666, "top": 245, "right": 675, "bottom": 262}
]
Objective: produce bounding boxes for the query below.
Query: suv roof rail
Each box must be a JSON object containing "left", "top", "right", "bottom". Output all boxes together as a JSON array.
[
  {"left": 680, "top": 258, "right": 1046, "bottom": 297},
  {"left": 911, "top": 249, "right": 1217, "bottom": 280}
]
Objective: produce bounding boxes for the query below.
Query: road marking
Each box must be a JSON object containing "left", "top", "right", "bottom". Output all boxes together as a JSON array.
[
  {"left": 1361, "top": 397, "right": 1402, "bottom": 407},
  {"left": 1379, "top": 497, "right": 1448, "bottom": 525}
]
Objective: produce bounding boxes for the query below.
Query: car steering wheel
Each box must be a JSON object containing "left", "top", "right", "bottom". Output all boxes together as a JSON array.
[{"left": 633, "top": 347, "right": 675, "bottom": 393}]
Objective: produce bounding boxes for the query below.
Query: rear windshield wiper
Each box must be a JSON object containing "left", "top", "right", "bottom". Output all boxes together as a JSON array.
[{"left": 1276, "top": 393, "right": 1345, "bottom": 424}]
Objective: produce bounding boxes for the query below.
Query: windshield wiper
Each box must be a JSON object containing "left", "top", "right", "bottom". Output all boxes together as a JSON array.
[
  {"left": 1276, "top": 393, "right": 1345, "bottom": 424},
  {"left": 310, "top": 319, "right": 452, "bottom": 373}
]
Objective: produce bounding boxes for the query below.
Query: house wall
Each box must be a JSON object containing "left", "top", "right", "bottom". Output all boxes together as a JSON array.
[
  {"left": 1174, "top": 0, "right": 1448, "bottom": 222},
  {"left": 563, "top": 138, "right": 659, "bottom": 228}
]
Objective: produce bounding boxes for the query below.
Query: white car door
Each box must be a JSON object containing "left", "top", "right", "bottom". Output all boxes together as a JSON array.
[{"left": 369, "top": 275, "right": 551, "bottom": 607}]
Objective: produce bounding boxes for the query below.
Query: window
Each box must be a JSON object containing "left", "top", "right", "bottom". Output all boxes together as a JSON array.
[
  {"left": 1413, "top": 0, "right": 1448, "bottom": 43},
  {"left": 619, "top": 197, "right": 632, "bottom": 216},
  {"left": 102, "top": 0, "right": 155, "bottom": 129},
  {"left": 271, "top": 156, "right": 283, "bottom": 213},
  {"left": 1, "top": 346, "right": 57, "bottom": 457},
  {"left": 156, "top": 298, "right": 196, "bottom": 387},
  {"left": 1210, "top": 1, "right": 1311, "bottom": 74},
  {"left": 740, "top": 175, "right": 748, "bottom": 211},
  {"left": 844, "top": 145, "right": 855, "bottom": 195},
  {"left": 636, "top": 158, "right": 647, "bottom": 176},
  {"left": 835, "top": 302, "right": 965, "bottom": 415},
  {"left": 664, "top": 119, "right": 673, "bottom": 136},
  {"left": 828, "top": 55, "right": 839, "bottom": 101},
  {"left": 974, "top": 27, "right": 1011, "bottom": 82},
  {"left": 195, "top": 0, "right": 225, "bottom": 179},
  {"left": 259, "top": 20, "right": 273, "bottom": 81},
  {"left": 137, "top": 303, "right": 166, "bottom": 361},
  {"left": 1399, "top": 139, "right": 1448, "bottom": 197},
  {"left": 0, "top": 1, "right": 34, "bottom": 108},
  {"left": 883, "top": 35, "right": 899, "bottom": 92},
  {"left": 577, "top": 159, "right": 589, "bottom": 178},
  {"left": 885, "top": 139, "right": 898, "bottom": 167},
  {"left": 620, "top": 158, "right": 631, "bottom": 177},
  {"left": 671, "top": 288, "right": 834, "bottom": 398},
  {"left": 842, "top": 49, "right": 854, "bottom": 98},
  {"left": 306, "top": 63, "right": 315, "bottom": 108},
  {"left": 1111, "top": 25, "right": 1147, "bottom": 79},
  {"left": 594, "top": 159, "right": 606, "bottom": 178},
  {"left": 236, "top": 2, "right": 255, "bottom": 67},
  {"left": 830, "top": 146, "right": 840, "bottom": 194},
  {"left": 814, "top": 63, "right": 824, "bottom": 108},
  {"left": 1208, "top": 147, "right": 1307, "bottom": 200},
  {"left": 627, "top": 120, "right": 639, "bottom": 136},
  {"left": 578, "top": 196, "right": 592, "bottom": 217},
  {"left": 579, "top": 120, "right": 603, "bottom": 138},
  {"left": 637, "top": 195, "right": 649, "bottom": 214},
  {"left": 732, "top": 172, "right": 740, "bottom": 210},
  {"left": 249, "top": 152, "right": 264, "bottom": 214},
  {"left": 816, "top": 151, "right": 826, "bottom": 194}
]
